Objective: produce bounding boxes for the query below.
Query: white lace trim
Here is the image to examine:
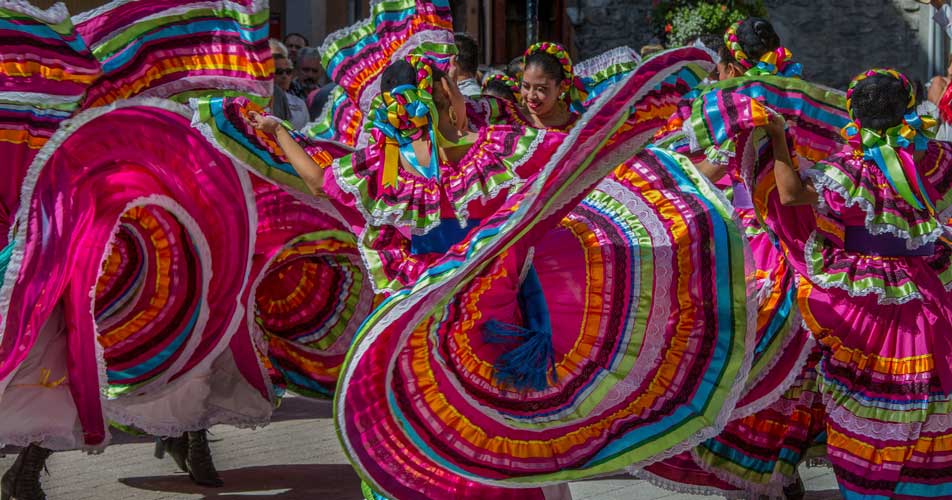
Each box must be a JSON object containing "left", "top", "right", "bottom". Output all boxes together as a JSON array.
[
  {"left": 609, "top": 148, "right": 758, "bottom": 476},
  {"left": 731, "top": 322, "right": 815, "bottom": 420},
  {"left": 806, "top": 169, "right": 944, "bottom": 250},
  {"left": 803, "top": 230, "right": 923, "bottom": 305},
  {"left": 331, "top": 128, "right": 538, "bottom": 235},
  {"left": 317, "top": 0, "right": 376, "bottom": 68},
  {"left": 0, "top": 98, "right": 259, "bottom": 410},
  {"left": 0, "top": 0, "right": 68, "bottom": 24},
  {"left": 575, "top": 46, "right": 641, "bottom": 78},
  {"left": 357, "top": 30, "right": 455, "bottom": 115},
  {"left": 630, "top": 467, "right": 749, "bottom": 499},
  {"left": 1, "top": 102, "right": 203, "bottom": 385},
  {"left": 99, "top": 196, "right": 215, "bottom": 395},
  {"left": 187, "top": 97, "right": 357, "bottom": 232},
  {"left": 104, "top": 401, "right": 270, "bottom": 438},
  {"left": 825, "top": 397, "right": 952, "bottom": 439},
  {"left": 135, "top": 77, "right": 272, "bottom": 104},
  {"left": 0, "top": 91, "right": 84, "bottom": 106},
  {"left": 71, "top": 0, "right": 269, "bottom": 27},
  {"left": 337, "top": 49, "right": 738, "bottom": 493},
  {"left": 0, "top": 431, "right": 108, "bottom": 453},
  {"left": 688, "top": 446, "right": 792, "bottom": 498}
]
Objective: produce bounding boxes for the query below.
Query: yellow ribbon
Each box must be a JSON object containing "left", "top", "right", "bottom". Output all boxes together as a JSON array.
[{"left": 382, "top": 138, "right": 400, "bottom": 188}]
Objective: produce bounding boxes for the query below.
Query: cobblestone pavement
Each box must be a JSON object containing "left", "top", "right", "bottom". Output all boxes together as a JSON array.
[{"left": 0, "top": 396, "right": 842, "bottom": 499}]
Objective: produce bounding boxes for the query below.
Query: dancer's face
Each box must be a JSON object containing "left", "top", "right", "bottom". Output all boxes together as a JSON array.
[
  {"left": 716, "top": 60, "right": 743, "bottom": 81},
  {"left": 521, "top": 65, "right": 562, "bottom": 118}
]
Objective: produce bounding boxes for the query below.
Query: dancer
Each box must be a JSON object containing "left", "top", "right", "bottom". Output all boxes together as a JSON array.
[
  {"left": 638, "top": 18, "right": 842, "bottom": 498},
  {"left": 519, "top": 42, "right": 584, "bottom": 130},
  {"left": 0, "top": 1, "right": 280, "bottom": 496},
  {"left": 766, "top": 69, "right": 952, "bottom": 500}
]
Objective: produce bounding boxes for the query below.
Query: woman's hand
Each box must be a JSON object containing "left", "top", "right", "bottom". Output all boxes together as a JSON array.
[
  {"left": 762, "top": 111, "right": 787, "bottom": 139},
  {"left": 247, "top": 110, "right": 282, "bottom": 135}
]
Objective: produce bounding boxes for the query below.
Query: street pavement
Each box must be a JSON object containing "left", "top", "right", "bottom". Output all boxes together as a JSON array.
[{"left": 0, "top": 396, "right": 842, "bottom": 499}]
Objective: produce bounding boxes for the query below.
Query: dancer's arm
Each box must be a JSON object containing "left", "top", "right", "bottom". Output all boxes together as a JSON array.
[
  {"left": 763, "top": 113, "right": 818, "bottom": 206},
  {"left": 248, "top": 110, "right": 325, "bottom": 196},
  {"left": 696, "top": 159, "right": 727, "bottom": 183}
]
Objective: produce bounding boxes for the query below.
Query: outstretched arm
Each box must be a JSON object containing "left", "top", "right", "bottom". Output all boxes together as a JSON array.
[
  {"left": 763, "top": 113, "right": 818, "bottom": 206},
  {"left": 696, "top": 158, "right": 727, "bottom": 183},
  {"left": 247, "top": 110, "right": 325, "bottom": 196}
]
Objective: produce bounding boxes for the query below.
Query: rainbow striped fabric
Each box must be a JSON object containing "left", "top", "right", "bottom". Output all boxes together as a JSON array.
[
  {"left": 74, "top": 0, "right": 272, "bottom": 107},
  {"left": 0, "top": 2, "right": 99, "bottom": 245},
  {"left": 0, "top": 0, "right": 323, "bottom": 446},
  {"left": 333, "top": 51, "right": 754, "bottom": 498},
  {"left": 319, "top": 0, "right": 455, "bottom": 115}
]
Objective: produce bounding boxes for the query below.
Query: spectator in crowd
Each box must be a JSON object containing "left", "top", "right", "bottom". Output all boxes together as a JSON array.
[
  {"left": 291, "top": 47, "right": 325, "bottom": 99},
  {"left": 275, "top": 54, "right": 310, "bottom": 129},
  {"left": 451, "top": 32, "right": 481, "bottom": 97},
  {"left": 268, "top": 38, "right": 292, "bottom": 121},
  {"left": 283, "top": 32, "right": 308, "bottom": 65}
]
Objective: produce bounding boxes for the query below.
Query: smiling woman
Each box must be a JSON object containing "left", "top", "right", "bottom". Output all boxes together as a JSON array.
[{"left": 519, "top": 42, "right": 584, "bottom": 131}]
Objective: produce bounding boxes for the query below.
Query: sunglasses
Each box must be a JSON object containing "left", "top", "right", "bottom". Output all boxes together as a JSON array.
[
  {"left": 286, "top": 44, "right": 304, "bottom": 50},
  {"left": 275, "top": 68, "right": 293, "bottom": 76}
]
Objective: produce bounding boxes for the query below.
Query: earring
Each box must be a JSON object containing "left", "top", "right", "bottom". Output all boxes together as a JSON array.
[{"left": 448, "top": 107, "right": 459, "bottom": 127}]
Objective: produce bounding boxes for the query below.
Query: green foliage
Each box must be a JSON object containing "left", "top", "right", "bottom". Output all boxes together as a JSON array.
[{"left": 650, "top": 1, "right": 768, "bottom": 47}]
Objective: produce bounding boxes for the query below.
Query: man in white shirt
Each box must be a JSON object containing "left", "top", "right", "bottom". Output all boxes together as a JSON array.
[{"left": 451, "top": 32, "right": 482, "bottom": 97}]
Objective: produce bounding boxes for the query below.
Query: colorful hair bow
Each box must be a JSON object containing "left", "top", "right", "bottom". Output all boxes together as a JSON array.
[
  {"left": 724, "top": 20, "right": 801, "bottom": 78},
  {"left": 367, "top": 55, "right": 441, "bottom": 188},
  {"left": 523, "top": 42, "right": 588, "bottom": 111},
  {"left": 841, "top": 68, "right": 938, "bottom": 213}
]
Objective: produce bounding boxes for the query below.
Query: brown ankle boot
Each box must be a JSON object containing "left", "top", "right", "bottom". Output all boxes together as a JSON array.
[
  {"left": 1, "top": 444, "right": 53, "bottom": 500},
  {"left": 185, "top": 430, "right": 223, "bottom": 487}
]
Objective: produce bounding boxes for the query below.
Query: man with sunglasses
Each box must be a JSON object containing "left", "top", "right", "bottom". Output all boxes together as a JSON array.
[{"left": 275, "top": 54, "right": 309, "bottom": 129}]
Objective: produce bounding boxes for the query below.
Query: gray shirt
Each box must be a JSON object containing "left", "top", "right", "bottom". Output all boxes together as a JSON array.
[{"left": 457, "top": 78, "right": 482, "bottom": 98}]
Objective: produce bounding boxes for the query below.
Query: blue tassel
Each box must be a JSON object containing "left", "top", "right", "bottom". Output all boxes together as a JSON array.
[{"left": 482, "top": 319, "right": 557, "bottom": 392}]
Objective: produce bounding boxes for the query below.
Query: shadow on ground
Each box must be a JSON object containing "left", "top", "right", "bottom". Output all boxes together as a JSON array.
[{"left": 119, "top": 463, "right": 362, "bottom": 499}]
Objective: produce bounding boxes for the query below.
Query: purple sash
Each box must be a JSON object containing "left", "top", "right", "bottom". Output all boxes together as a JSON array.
[{"left": 844, "top": 226, "right": 934, "bottom": 256}]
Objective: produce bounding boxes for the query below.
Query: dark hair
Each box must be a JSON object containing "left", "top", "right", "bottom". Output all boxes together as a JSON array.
[
  {"left": 697, "top": 33, "right": 724, "bottom": 55},
  {"left": 284, "top": 32, "right": 309, "bottom": 46},
  {"left": 507, "top": 56, "right": 524, "bottom": 78},
  {"left": 484, "top": 80, "right": 516, "bottom": 102},
  {"left": 524, "top": 51, "right": 565, "bottom": 83},
  {"left": 453, "top": 32, "right": 478, "bottom": 75},
  {"left": 913, "top": 79, "right": 925, "bottom": 106},
  {"left": 380, "top": 59, "right": 450, "bottom": 109},
  {"left": 735, "top": 18, "right": 780, "bottom": 61},
  {"left": 850, "top": 74, "right": 910, "bottom": 131}
]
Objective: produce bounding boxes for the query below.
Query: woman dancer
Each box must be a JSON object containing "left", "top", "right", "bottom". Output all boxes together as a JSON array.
[
  {"left": 639, "top": 18, "right": 840, "bottom": 499},
  {"left": 764, "top": 69, "right": 952, "bottom": 500}
]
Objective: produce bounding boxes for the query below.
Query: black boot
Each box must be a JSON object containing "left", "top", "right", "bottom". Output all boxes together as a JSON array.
[
  {"left": 154, "top": 434, "right": 188, "bottom": 473},
  {"left": 783, "top": 475, "right": 806, "bottom": 500},
  {"left": 1, "top": 444, "right": 53, "bottom": 500},
  {"left": 185, "top": 430, "right": 223, "bottom": 487}
]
